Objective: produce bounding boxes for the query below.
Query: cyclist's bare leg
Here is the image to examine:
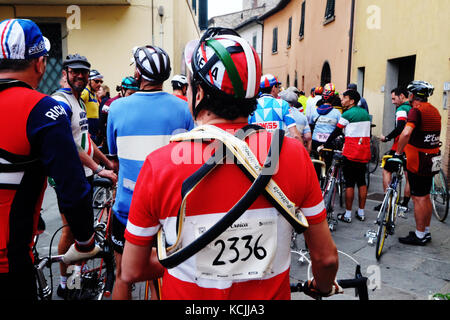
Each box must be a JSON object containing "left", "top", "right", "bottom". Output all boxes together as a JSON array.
[
  {"left": 358, "top": 185, "right": 367, "bottom": 209},
  {"left": 382, "top": 169, "right": 391, "bottom": 192},
  {"left": 112, "top": 252, "right": 132, "bottom": 300},
  {"left": 345, "top": 187, "right": 354, "bottom": 211},
  {"left": 412, "top": 194, "right": 432, "bottom": 232},
  {"left": 403, "top": 171, "right": 411, "bottom": 199}
]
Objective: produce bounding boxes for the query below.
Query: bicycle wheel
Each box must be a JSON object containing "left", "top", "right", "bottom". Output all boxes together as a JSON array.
[
  {"left": 92, "top": 186, "right": 113, "bottom": 209},
  {"left": 375, "top": 191, "right": 392, "bottom": 260},
  {"left": 431, "top": 170, "right": 449, "bottom": 222},
  {"left": 68, "top": 245, "right": 115, "bottom": 300},
  {"left": 368, "top": 138, "right": 379, "bottom": 174}
]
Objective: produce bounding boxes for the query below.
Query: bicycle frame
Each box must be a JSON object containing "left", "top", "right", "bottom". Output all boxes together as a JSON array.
[{"left": 321, "top": 149, "right": 344, "bottom": 231}]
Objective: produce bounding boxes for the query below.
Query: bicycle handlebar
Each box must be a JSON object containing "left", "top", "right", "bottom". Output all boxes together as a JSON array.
[{"left": 290, "top": 276, "right": 369, "bottom": 300}]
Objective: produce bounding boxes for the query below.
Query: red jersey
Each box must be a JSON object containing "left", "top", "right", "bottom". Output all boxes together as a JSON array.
[{"left": 125, "top": 123, "right": 326, "bottom": 300}]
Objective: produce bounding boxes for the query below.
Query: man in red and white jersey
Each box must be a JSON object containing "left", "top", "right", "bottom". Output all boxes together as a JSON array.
[{"left": 120, "top": 27, "right": 339, "bottom": 300}]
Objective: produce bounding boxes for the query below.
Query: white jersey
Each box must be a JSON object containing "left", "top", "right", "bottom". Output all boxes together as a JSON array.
[{"left": 52, "top": 88, "right": 94, "bottom": 177}]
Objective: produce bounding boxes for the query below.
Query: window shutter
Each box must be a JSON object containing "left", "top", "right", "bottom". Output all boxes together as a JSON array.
[
  {"left": 272, "top": 27, "right": 278, "bottom": 53},
  {"left": 325, "top": 0, "right": 335, "bottom": 20},
  {"left": 299, "top": 1, "right": 305, "bottom": 38},
  {"left": 287, "top": 17, "right": 292, "bottom": 47}
]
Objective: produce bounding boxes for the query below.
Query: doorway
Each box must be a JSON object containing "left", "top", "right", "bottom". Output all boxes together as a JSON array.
[{"left": 382, "top": 55, "right": 416, "bottom": 154}]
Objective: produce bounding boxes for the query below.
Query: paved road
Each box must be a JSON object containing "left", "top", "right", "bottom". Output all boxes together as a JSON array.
[{"left": 39, "top": 166, "right": 450, "bottom": 300}]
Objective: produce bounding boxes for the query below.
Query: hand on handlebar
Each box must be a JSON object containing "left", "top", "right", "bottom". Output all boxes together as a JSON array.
[
  {"left": 98, "top": 169, "right": 118, "bottom": 184},
  {"left": 62, "top": 243, "right": 102, "bottom": 265},
  {"left": 302, "top": 279, "right": 343, "bottom": 300}
]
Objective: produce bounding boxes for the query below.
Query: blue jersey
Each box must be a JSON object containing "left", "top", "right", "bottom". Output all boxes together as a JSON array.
[
  {"left": 248, "top": 94, "right": 296, "bottom": 132},
  {"left": 107, "top": 91, "right": 194, "bottom": 225},
  {"left": 310, "top": 106, "right": 341, "bottom": 143}
]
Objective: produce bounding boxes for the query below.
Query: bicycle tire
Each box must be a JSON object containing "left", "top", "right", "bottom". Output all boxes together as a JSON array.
[
  {"left": 375, "top": 191, "right": 391, "bottom": 260},
  {"left": 431, "top": 170, "right": 449, "bottom": 222},
  {"left": 92, "top": 186, "right": 113, "bottom": 209}
]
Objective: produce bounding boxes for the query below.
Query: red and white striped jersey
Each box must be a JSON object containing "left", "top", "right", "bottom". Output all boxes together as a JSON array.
[{"left": 125, "top": 123, "right": 326, "bottom": 300}]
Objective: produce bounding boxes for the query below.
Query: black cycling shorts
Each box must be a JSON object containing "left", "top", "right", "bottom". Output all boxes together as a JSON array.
[
  {"left": 343, "top": 157, "right": 367, "bottom": 188},
  {"left": 407, "top": 170, "right": 433, "bottom": 197},
  {"left": 111, "top": 213, "right": 126, "bottom": 254}
]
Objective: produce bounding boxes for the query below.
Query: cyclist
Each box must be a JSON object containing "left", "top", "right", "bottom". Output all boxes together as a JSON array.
[
  {"left": 305, "top": 86, "right": 323, "bottom": 122},
  {"left": 396, "top": 80, "right": 441, "bottom": 246},
  {"left": 375, "top": 87, "right": 412, "bottom": 211},
  {"left": 279, "top": 89, "right": 312, "bottom": 152},
  {"left": 107, "top": 44, "right": 194, "bottom": 299},
  {"left": 81, "top": 69, "right": 103, "bottom": 145},
  {"left": 120, "top": 27, "right": 339, "bottom": 300},
  {"left": 171, "top": 74, "right": 188, "bottom": 101},
  {"left": 249, "top": 74, "right": 302, "bottom": 142},
  {"left": 309, "top": 83, "right": 341, "bottom": 172},
  {"left": 51, "top": 54, "right": 117, "bottom": 299},
  {"left": 323, "top": 89, "right": 371, "bottom": 223},
  {"left": 0, "top": 18, "right": 99, "bottom": 300}
]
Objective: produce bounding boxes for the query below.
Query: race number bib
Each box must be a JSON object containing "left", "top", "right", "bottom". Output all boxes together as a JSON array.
[
  {"left": 195, "top": 216, "right": 277, "bottom": 281},
  {"left": 256, "top": 121, "right": 279, "bottom": 132},
  {"left": 316, "top": 132, "right": 330, "bottom": 142}
]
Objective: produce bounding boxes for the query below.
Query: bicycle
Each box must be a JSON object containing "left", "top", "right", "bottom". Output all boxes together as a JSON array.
[
  {"left": 33, "top": 223, "right": 115, "bottom": 300},
  {"left": 365, "top": 155, "right": 406, "bottom": 260},
  {"left": 367, "top": 123, "right": 379, "bottom": 174},
  {"left": 320, "top": 148, "right": 345, "bottom": 231},
  {"left": 290, "top": 232, "right": 369, "bottom": 300},
  {"left": 431, "top": 169, "right": 449, "bottom": 222},
  {"left": 34, "top": 176, "right": 116, "bottom": 300}
]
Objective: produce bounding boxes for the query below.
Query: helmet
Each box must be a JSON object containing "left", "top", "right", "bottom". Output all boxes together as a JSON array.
[
  {"left": 407, "top": 80, "right": 434, "bottom": 98},
  {"left": 322, "top": 83, "right": 336, "bottom": 101},
  {"left": 121, "top": 76, "right": 139, "bottom": 91},
  {"left": 63, "top": 53, "right": 91, "bottom": 70},
  {"left": 89, "top": 69, "right": 103, "bottom": 80},
  {"left": 186, "top": 27, "right": 261, "bottom": 99},
  {"left": 314, "top": 86, "right": 323, "bottom": 95},
  {"left": 260, "top": 74, "right": 281, "bottom": 89},
  {"left": 171, "top": 74, "right": 188, "bottom": 89},
  {"left": 132, "top": 45, "right": 171, "bottom": 83}
]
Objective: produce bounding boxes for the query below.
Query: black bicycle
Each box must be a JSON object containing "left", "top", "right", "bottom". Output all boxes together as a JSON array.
[{"left": 320, "top": 148, "right": 345, "bottom": 231}]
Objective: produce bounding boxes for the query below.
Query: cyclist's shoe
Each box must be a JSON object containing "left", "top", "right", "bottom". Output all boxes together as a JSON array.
[
  {"left": 337, "top": 213, "right": 351, "bottom": 223},
  {"left": 398, "top": 231, "right": 427, "bottom": 246},
  {"left": 355, "top": 211, "right": 365, "bottom": 221},
  {"left": 56, "top": 284, "right": 68, "bottom": 300},
  {"left": 425, "top": 233, "right": 432, "bottom": 242},
  {"left": 373, "top": 203, "right": 382, "bottom": 211}
]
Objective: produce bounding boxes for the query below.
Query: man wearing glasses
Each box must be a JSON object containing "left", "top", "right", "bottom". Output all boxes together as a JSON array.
[
  {"left": 81, "top": 69, "right": 104, "bottom": 145},
  {"left": 51, "top": 55, "right": 117, "bottom": 299}
]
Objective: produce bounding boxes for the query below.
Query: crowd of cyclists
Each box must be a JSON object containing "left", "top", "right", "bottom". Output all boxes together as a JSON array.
[{"left": 0, "top": 19, "right": 443, "bottom": 301}]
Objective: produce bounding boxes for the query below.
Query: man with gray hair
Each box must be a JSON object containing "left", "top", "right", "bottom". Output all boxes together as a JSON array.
[{"left": 279, "top": 89, "right": 312, "bottom": 152}]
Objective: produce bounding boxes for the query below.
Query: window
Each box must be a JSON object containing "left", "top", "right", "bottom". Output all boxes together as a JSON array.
[
  {"left": 272, "top": 27, "right": 278, "bottom": 53},
  {"left": 299, "top": 1, "right": 305, "bottom": 39},
  {"left": 324, "top": 0, "right": 335, "bottom": 23},
  {"left": 252, "top": 33, "right": 257, "bottom": 50},
  {"left": 287, "top": 74, "right": 290, "bottom": 87},
  {"left": 287, "top": 17, "right": 292, "bottom": 48},
  {"left": 192, "top": 0, "right": 197, "bottom": 14}
]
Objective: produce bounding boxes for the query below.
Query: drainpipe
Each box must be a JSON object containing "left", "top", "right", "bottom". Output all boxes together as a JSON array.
[
  {"left": 256, "top": 19, "right": 264, "bottom": 69},
  {"left": 347, "top": 0, "right": 356, "bottom": 86},
  {"left": 151, "top": 0, "right": 155, "bottom": 45}
]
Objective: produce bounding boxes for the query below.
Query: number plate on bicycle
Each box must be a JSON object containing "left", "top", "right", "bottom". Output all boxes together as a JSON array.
[{"left": 194, "top": 215, "right": 277, "bottom": 281}]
